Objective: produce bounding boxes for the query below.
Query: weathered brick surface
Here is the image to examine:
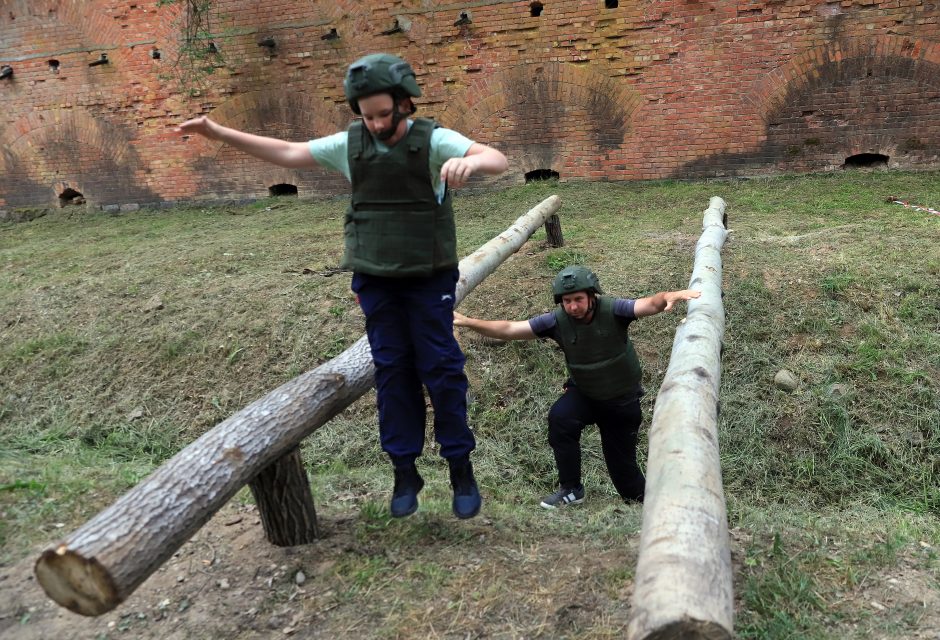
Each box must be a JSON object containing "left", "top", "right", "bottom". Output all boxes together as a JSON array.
[{"left": 1, "top": 0, "right": 938, "bottom": 208}]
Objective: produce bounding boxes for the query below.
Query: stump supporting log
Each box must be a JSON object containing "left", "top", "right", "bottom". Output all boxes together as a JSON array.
[
  {"left": 35, "top": 195, "right": 563, "bottom": 617},
  {"left": 627, "top": 196, "right": 733, "bottom": 640},
  {"left": 544, "top": 214, "right": 565, "bottom": 247},
  {"left": 249, "top": 446, "right": 320, "bottom": 546}
]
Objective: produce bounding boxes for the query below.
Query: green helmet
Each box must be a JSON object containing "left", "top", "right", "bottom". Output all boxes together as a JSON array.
[
  {"left": 552, "top": 266, "right": 603, "bottom": 303},
  {"left": 343, "top": 53, "right": 421, "bottom": 114}
]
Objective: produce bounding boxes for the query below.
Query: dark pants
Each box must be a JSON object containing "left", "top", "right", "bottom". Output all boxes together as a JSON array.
[
  {"left": 547, "top": 383, "right": 645, "bottom": 500},
  {"left": 352, "top": 268, "right": 475, "bottom": 467}
]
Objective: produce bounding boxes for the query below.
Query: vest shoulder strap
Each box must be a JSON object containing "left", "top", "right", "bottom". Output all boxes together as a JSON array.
[
  {"left": 407, "top": 118, "right": 437, "bottom": 153},
  {"left": 347, "top": 120, "right": 366, "bottom": 162}
]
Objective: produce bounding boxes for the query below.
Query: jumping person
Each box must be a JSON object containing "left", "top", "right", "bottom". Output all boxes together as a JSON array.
[
  {"left": 177, "top": 53, "right": 508, "bottom": 519},
  {"left": 453, "top": 266, "right": 699, "bottom": 508}
]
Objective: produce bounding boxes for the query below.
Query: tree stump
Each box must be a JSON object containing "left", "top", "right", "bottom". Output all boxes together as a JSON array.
[
  {"left": 249, "top": 446, "right": 320, "bottom": 546},
  {"left": 544, "top": 214, "right": 565, "bottom": 247}
]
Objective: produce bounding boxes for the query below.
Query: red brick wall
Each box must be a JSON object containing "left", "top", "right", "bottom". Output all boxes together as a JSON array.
[{"left": 2, "top": 0, "right": 938, "bottom": 209}]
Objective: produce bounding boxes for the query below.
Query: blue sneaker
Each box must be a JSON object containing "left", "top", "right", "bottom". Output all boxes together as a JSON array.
[
  {"left": 390, "top": 465, "right": 424, "bottom": 518},
  {"left": 448, "top": 458, "right": 481, "bottom": 519}
]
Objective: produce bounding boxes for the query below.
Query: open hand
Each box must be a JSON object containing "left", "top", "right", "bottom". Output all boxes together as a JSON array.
[
  {"left": 175, "top": 116, "right": 218, "bottom": 140},
  {"left": 663, "top": 289, "right": 701, "bottom": 311}
]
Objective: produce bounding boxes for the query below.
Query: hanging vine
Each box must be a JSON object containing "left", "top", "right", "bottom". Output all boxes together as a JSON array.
[{"left": 157, "top": 0, "right": 224, "bottom": 97}]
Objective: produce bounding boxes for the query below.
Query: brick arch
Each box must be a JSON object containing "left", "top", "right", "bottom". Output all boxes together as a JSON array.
[
  {"left": 3, "top": 0, "right": 129, "bottom": 52},
  {"left": 60, "top": 0, "right": 129, "bottom": 48},
  {"left": 204, "top": 90, "right": 348, "bottom": 156},
  {"left": 2, "top": 107, "right": 156, "bottom": 205},
  {"left": 188, "top": 90, "right": 352, "bottom": 198},
  {"left": 146, "top": 1, "right": 186, "bottom": 53},
  {"left": 438, "top": 62, "right": 642, "bottom": 177},
  {"left": 747, "top": 35, "right": 940, "bottom": 124},
  {"left": 4, "top": 108, "right": 135, "bottom": 172}
]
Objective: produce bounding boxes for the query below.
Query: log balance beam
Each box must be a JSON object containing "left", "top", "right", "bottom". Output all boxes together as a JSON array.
[
  {"left": 627, "top": 197, "right": 733, "bottom": 640},
  {"left": 34, "top": 196, "right": 563, "bottom": 617}
]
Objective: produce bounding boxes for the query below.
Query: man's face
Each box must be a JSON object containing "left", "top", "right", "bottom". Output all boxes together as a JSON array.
[
  {"left": 358, "top": 93, "right": 409, "bottom": 144},
  {"left": 561, "top": 291, "right": 592, "bottom": 320}
]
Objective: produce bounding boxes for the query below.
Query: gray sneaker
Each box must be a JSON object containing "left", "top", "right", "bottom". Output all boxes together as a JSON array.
[{"left": 539, "top": 485, "right": 585, "bottom": 509}]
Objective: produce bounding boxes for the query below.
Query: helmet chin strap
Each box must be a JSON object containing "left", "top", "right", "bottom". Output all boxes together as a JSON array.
[{"left": 375, "top": 107, "right": 407, "bottom": 141}]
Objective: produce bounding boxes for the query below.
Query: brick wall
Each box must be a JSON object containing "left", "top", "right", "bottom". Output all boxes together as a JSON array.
[{"left": 1, "top": 0, "right": 938, "bottom": 209}]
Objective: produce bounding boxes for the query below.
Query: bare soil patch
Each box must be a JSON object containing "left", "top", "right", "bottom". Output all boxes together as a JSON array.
[{"left": 2, "top": 500, "right": 644, "bottom": 640}]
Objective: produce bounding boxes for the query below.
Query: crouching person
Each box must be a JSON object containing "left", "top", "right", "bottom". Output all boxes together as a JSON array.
[{"left": 453, "top": 266, "right": 699, "bottom": 509}]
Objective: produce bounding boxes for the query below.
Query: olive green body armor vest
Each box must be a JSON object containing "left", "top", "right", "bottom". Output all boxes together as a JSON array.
[
  {"left": 343, "top": 118, "right": 458, "bottom": 277},
  {"left": 552, "top": 296, "right": 643, "bottom": 401}
]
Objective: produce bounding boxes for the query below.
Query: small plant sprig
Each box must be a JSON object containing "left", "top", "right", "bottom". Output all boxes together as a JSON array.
[{"left": 157, "top": 0, "right": 224, "bottom": 97}]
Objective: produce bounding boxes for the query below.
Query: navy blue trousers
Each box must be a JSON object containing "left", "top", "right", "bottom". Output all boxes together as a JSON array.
[
  {"left": 352, "top": 268, "right": 475, "bottom": 467},
  {"left": 547, "top": 383, "right": 646, "bottom": 501}
]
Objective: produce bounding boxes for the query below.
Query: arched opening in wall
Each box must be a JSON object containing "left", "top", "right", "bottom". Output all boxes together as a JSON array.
[
  {"left": 269, "top": 183, "right": 298, "bottom": 197},
  {"left": 58, "top": 188, "right": 85, "bottom": 207},
  {"left": 525, "top": 169, "right": 560, "bottom": 183},
  {"left": 843, "top": 153, "right": 888, "bottom": 169},
  {"left": 530, "top": 2, "right": 544, "bottom": 17}
]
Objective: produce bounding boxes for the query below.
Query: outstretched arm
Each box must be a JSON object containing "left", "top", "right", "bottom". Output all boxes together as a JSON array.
[
  {"left": 176, "top": 116, "right": 317, "bottom": 169},
  {"left": 440, "top": 143, "right": 508, "bottom": 189},
  {"left": 633, "top": 289, "right": 701, "bottom": 318},
  {"left": 453, "top": 311, "right": 537, "bottom": 341}
]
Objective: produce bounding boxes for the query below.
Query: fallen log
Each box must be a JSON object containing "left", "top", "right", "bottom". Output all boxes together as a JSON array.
[
  {"left": 627, "top": 196, "right": 733, "bottom": 640},
  {"left": 35, "top": 195, "right": 562, "bottom": 617}
]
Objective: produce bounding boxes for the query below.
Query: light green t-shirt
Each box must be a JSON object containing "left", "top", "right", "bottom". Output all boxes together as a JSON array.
[{"left": 307, "top": 121, "right": 474, "bottom": 202}]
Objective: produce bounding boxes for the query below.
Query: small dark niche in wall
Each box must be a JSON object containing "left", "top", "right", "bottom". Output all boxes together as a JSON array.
[
  {"left": 59, "top": 188, "right": 85, "bottom": 207},
  {"left": 530, "top": 2, "right": 544, "bottom": 17},
  {"left": 843, "top": 153, "right": 888, "bottom": 169},
  {"left": 269, "top": 183, "right": 298, "bottom": 196},
  {"left": 605, "top": 0, "right": 619, "bottom": 7},
  {"left": 525, "top": 169, "right": 560, "bottom": 182}
]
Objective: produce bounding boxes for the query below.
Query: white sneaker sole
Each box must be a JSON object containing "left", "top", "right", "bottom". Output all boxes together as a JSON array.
[{"left": 539, "top": 497, "right": 585, "bottom": 509}]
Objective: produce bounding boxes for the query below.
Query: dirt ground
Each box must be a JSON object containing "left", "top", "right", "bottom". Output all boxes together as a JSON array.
[
  {"left": 3, "top": 499, "right": 939, "bottom": 640},
  {"left": 1, "top": 501, "right": 645, "bottom": 640}
]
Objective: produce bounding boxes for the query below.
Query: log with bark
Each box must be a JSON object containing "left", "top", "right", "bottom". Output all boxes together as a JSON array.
[
  {"left": 627, "top": 196, "right": 733, "bottom": 640},
  {"left": 35, "top": 195, "right": 562, "bottom": 617}
]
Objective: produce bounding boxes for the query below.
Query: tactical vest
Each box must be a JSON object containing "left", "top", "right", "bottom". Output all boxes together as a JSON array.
[
  {"left": 343, "top": 118, "right": 458, "bottom": 277},
  {"left": 553, "top": 296, "right": 643, "bottom": 401}
]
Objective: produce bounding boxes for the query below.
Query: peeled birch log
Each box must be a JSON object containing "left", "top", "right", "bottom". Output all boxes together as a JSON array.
[
  {"left": 35, "top": 194, "right": 562, "bottom": 617},
  {"left": 627, "top": 196, "right": 733, "bottom": 640},
  {"left": 454, "top": 195, "right": 561, "bottom": 302}
]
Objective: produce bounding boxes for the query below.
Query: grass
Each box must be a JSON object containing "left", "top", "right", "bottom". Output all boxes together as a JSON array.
[{"left": 2, "top": 171, "right": 939, "bottom": 638}]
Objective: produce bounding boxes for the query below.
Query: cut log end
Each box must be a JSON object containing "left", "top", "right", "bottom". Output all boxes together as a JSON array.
[{"left": 35, "top": 547, "right": 120, "bottom": 616}]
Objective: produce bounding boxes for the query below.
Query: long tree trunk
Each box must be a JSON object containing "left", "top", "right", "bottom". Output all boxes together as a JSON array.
[
  {"left": 627, "top": 196, "right": 733, "bottom": 640},
  {"left": 35, "top": 195, "right": 562, "bottom": 617}
]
